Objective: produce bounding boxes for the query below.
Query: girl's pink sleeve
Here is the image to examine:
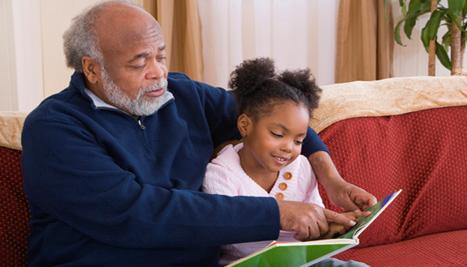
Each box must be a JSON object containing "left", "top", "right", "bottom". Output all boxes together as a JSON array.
[{"left": 202, "top": 162, "right": 239, "bottom": 197}]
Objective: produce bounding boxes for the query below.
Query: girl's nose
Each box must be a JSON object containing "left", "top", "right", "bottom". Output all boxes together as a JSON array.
[{"left": 280, "top": 140, "right": 293, "bottom": 153}]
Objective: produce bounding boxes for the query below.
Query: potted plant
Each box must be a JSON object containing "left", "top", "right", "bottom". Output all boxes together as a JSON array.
[{"left": 394, "top": 0, "right": 467, "bottom": 75}]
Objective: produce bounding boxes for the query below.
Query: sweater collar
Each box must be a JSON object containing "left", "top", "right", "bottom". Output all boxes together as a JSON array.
[{"left": 84, "top": 88, "right": 119, "bottom": 110}]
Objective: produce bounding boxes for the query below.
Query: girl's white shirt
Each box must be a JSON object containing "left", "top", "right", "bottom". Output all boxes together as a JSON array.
[{"left": 202, "top": 143, "right": 324, "bottom": 265}]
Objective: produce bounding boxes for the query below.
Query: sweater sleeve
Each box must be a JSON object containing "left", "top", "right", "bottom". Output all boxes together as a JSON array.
[
  {"left": 21, "top": 117, "right": 280, "bottom": 249},
  {"left": 191, "top": 81, "right": 240, "bottom": 149},
  {"left": 301, "top": 127, "right": 329, "bottom": 156}
]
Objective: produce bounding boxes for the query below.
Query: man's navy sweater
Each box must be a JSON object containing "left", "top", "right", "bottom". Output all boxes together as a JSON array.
[{"left": 21, "top": 72, "right": 328, "bottom": 266}]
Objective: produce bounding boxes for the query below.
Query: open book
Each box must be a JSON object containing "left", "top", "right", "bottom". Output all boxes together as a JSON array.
[{"left": 227, "top": 189, "right": 402, "bottom": 267}]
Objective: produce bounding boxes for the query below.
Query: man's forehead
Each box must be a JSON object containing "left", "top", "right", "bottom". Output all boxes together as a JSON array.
[
  {"left": 124, "top": 32, "right": 166, "bottom": 55},
  {"left": 121, "top": 22, "right": 163, "bottom": 44},
  {"left": 97, "top": 15, "right": 164, "bottom": 55}
]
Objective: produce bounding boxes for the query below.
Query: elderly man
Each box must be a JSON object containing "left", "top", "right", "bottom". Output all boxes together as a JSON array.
[{"left": 22, "top": 1, "right": 376, "bottom": 266}]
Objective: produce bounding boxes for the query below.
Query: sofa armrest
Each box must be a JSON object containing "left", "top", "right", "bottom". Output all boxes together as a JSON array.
[
  {"left": 0, "top": 112, "right": 26, "bottom": 150},
  {"left": 312, "top": 76, "right": 467, "bottom": 133}
]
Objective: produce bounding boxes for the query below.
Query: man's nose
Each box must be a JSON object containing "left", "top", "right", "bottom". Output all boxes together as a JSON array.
[{"left": 145, "top": 60, "right": 165, "bottom": 80}]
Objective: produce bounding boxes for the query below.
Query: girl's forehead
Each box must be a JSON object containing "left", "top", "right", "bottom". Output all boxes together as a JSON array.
[
  {"left": 253, "top": 101, "right": 308, "bottom": 128},
  {"left": 269, "top": 101, "right": 308, "bottom": 116}
]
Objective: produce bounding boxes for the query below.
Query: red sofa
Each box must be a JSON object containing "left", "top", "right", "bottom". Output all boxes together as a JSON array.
[
  {"left": 314, "top": 76, "right": 467, "bottom": 266},
  {"left": 1, "top": 76, "right": 467, "bottom": 266},
  {"left": 0, "top": 112, "right": 28, "bottom": 267}
]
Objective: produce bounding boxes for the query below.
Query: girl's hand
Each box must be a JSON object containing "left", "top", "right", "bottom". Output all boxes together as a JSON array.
[
  {"left": 277, "top": 201, "right": 357, "bottom": 241},
  {"left": 340, "top": 209, "right": 371, "bottom": 223},
  {"left": 320, "top": 223, "right": 347, "bottom": 239},
  {"left": 320, "top": 209, "right": 371, "bottom": 239}
]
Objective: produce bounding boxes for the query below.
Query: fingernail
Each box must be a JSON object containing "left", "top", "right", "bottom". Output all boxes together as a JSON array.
[{"left": 350, "top": 220, "right": 356, "bottom": 226}]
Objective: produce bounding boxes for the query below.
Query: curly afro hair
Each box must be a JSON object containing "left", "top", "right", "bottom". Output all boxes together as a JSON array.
[{"left": 229, "top": 57, "right": 321, "bottom": 120}]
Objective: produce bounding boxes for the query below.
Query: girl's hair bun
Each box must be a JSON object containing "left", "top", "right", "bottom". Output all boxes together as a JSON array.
[
  {"left": 229, "top": 57, "right": 275, "bottom": 99},
  {"left": 279, "top": 69, "right": 321, "bottom": 110},
  {"left": 228, "top": 57, "right": 321, "bottom": 118}
]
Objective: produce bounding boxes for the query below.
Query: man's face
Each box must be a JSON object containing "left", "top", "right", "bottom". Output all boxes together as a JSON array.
[
  {"left": 241, "top": 101, "right": 310, "bottom": 175},
  {"left": 100, "top": 61, "right": 168, "bottom": 116},
  {"left": 94, "top": 5, "right": 169, "bottom": 115}
]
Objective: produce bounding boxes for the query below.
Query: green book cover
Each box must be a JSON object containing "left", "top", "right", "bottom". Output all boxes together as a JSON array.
[{"left": 227, "top": 189, "right": 402, "bottom": 267}]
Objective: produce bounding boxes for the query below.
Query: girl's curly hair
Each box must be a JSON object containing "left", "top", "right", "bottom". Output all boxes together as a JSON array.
[{"left": 229, "top": 57, "right": 321, "bottom": 119}]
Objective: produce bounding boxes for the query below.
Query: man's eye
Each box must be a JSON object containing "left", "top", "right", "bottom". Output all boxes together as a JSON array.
[
  {"left": 131, "top": 64, "right": 145, "bottom": 69},
  {"left": 294, "top": 140, "right": 303, "bottom": 145},
  {"left": 157, "top": 56, "right": 167, "bottom": 62}
]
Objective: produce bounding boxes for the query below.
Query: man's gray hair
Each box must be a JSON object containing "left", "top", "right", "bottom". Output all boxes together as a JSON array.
[{"left": 63, "top": 0, "right": 141, "bottom": 72}]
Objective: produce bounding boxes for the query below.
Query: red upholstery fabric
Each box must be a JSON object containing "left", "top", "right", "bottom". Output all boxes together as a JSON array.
[
  {"left": 318, "top": 106, "right": 467, "bottom": 264},
  {"left": 1, "top": 106, "right": 466, "bottom": 266},
  {"left": 0, "top": 147, "right": 29, "bottom": 267},
  {"left": 338, "top": 230, "right": 467, "bottom": 267}
]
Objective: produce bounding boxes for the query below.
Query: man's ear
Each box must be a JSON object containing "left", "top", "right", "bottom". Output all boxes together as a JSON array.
[
  {"left": 82, "top": 56, "right": 100, "bottom": 85},
  {"left": 237, "top": 113, "right": 252, "bottom": 138}
]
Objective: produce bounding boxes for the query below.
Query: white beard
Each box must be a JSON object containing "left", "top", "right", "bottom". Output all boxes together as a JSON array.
[{"left": 101, "top": 67, "right": 168, "bottom": 116}]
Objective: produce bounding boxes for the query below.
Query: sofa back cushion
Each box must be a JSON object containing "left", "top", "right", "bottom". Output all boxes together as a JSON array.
[
  {"left": 0, "top": 146, "right": 29, "bottom": 266},
  {"left": 318, "top": 105, "right": 467, "bottom": 247}
]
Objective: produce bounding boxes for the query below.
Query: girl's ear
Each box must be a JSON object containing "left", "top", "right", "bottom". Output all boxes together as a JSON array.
[{"left": 237, "top": 113, "right": 252, "bottom": 138}]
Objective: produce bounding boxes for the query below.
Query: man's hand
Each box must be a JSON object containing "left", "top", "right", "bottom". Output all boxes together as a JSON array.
[
  {"left": 308, "top": 151, "right": 377, "bottom": 211},
  {"left": 276, "top": 200, "right": 356, "bottom": 241},
  {"left": 327, "top": 181, "right": 377, "bottom": 211}
]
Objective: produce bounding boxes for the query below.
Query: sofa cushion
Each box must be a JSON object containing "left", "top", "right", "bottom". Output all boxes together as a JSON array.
[
  {"left": 318, "top": 106, "right": 467, "bottom": 247},
  {"left": 337, "top": 229, "right": 467, "bottom": 266},
  {"left": 0, "top": 146, "right": 29, "bottom": 266}
]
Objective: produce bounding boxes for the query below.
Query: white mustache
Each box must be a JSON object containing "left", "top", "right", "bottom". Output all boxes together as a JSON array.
[{"left": 143, "top": 79, "right": 168, "bottom": 93}]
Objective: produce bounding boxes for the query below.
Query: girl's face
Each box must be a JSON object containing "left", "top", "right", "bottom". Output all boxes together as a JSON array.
[{"left": 239, "top": 101, "right": 310, "bottom": 176}]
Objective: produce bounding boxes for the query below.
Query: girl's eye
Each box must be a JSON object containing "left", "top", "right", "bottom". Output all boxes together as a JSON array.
[
  {"left": 294, "top": 140, "right": 304, "bottom": 145},
  {"left": 270, "top": 131, "right": 283, "bottom": 138}
]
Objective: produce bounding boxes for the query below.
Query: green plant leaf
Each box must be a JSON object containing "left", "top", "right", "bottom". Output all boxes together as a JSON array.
[
  {"left": 448, "top": 0, "right": 465, "bottom": 28},
  {"left": 448, "top": 0, "right": 465, "bottom": 17},
  {"left": 403, "top": 0, "right": 432, "bottom": 39},
  {"left": 436, "top": 41, "right": 452, "bottom": 69},
  {"left": 400, "top": 0, "right": 408, "bottom": 16},
  {"left": 421, "top": 9, "right": 447, "bottom": 48},
  {"left": 395, "top": 19, "right": 406, "bottom": 46},
  {"left": 442, "top": 30, "right": 452, "bottom": 50},
  {"left": 404, "top": 0, "right": 422, "bottom": 38}
]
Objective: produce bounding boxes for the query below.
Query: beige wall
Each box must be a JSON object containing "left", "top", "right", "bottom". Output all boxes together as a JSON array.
[
  {"left": 0, "top": 0, "right": 143, "bottom": 112},
  {"left": 0, "top": 0, "right": 99, "bottom": 112},
  {"left": 40, "top": 0, "right": 98, "bottom": 98},
  {"left": 0, "top": 0, "right": 17, "bottom": 111},
  {"left": 0, "top": 0, "right": 464, "bottom": 112}
]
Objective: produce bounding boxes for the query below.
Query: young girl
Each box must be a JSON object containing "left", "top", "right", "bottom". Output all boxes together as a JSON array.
[{"left": 202, "top": 58, "right": 366, "bottom": 266}]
